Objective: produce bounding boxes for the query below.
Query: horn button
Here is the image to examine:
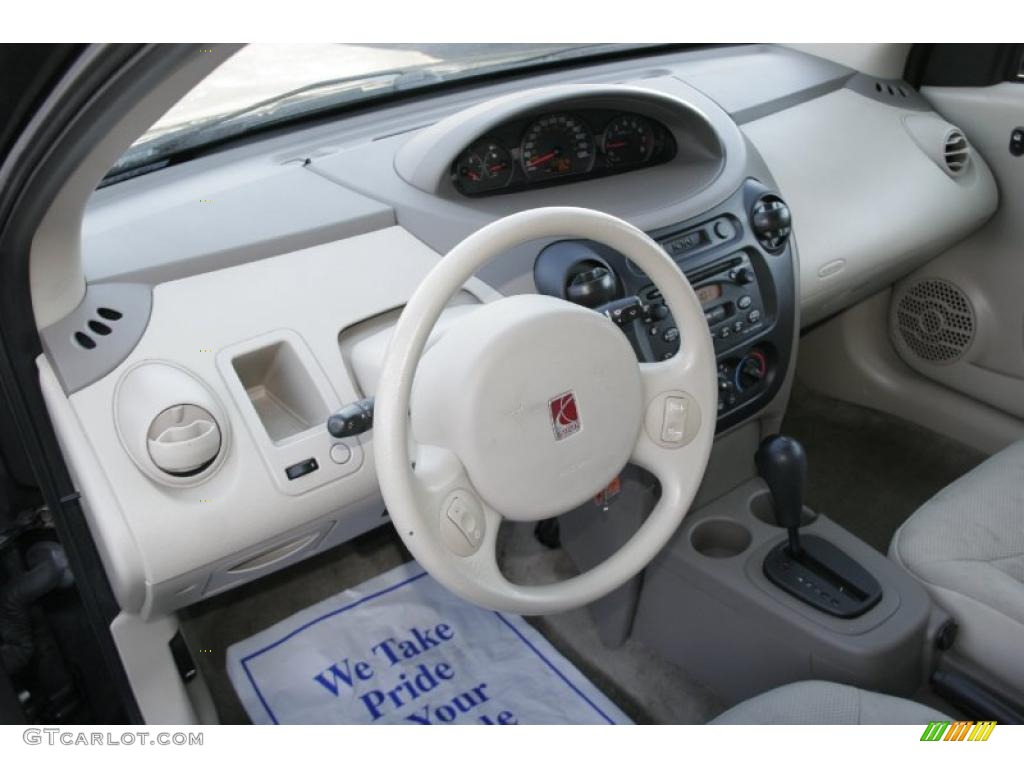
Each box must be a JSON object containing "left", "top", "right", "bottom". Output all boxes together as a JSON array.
[{"left": 410, "top": 295, "right": 645, "bottom": 522}]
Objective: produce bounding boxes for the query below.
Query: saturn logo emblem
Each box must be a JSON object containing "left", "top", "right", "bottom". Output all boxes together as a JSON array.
[{"left": 548, "top": 391, "right": 581, "bottom": 441}]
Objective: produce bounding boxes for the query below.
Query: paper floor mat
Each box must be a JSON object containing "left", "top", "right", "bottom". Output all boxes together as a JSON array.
[{"left": 226, "top": 561, "right": 631, "bottom": 724}]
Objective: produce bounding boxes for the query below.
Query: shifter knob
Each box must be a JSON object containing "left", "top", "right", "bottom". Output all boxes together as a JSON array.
[{"left": 755, "top": 435, "right": 807, "bottom": 554}]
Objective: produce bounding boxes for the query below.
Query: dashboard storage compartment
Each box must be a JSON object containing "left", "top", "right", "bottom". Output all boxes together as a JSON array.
[
  {"left": 231, "top": 340, "right": 330, "bottom": 443},
  {"left": 218, "top": 329, "right": 364, "bottom": 496}
]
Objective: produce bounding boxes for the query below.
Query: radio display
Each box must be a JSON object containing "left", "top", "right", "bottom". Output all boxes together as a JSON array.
[{"left": 695, "top": 283, "right": 723, "bottom": 306}]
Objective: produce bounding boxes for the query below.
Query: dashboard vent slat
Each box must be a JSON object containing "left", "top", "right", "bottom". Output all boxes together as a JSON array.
[
  {"left": 88, "top": 320, "right": 112, "bottom": 336},
  {"left": 74, "top": 331, "right": 96, "bottom": 350},
  {"left": 942, "top": 130, "right": 970, "bottom": 177}
]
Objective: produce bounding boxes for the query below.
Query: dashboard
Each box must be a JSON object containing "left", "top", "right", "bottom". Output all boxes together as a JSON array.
[
  {"left": 451, "top": 109, "right": 675, "bottom": 196},
  {"left": 42, "top": 45, "right": 999, "bottom": 622}
]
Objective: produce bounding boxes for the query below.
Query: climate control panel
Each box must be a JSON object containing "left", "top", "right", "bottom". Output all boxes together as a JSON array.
[{"left": 717, "top": 348, "right": 771, "bottom": 415}]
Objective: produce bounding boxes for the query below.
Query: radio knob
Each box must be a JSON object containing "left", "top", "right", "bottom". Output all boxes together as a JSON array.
[{"left": 730, "top": 267, "right": 753, "bottom": 285}]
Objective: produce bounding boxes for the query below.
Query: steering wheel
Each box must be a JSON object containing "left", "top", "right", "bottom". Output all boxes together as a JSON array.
[{"left": 375, "top": 207, "right": 716, "bottom": 614}]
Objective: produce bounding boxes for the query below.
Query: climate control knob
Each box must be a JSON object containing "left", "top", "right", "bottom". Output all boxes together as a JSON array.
[{"left": 735, "top": 350, "right": 769, "bottom": 392}]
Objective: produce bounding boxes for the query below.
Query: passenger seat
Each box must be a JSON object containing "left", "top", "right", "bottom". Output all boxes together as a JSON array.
[
  {"left": 710, "top": 681, "right": 946, "bottom": 724},
  {"left": 889, "top": 441, "right": 1024, "bottom": 695}
]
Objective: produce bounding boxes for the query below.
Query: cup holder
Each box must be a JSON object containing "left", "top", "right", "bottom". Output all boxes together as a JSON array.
[
  {"left": 690, "top": 519, "right": 753, "bottom": 559},
  {"left": 749, "top": 491, "right": 817, "bottom": 527}
]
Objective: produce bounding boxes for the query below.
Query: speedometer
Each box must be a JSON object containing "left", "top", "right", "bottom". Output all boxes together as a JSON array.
[{"left": 520, "top": 114, "right": 595, "bottom": 178}]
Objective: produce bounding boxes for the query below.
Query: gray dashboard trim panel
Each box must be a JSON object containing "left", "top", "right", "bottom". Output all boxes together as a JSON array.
[
  {"left": 82, "top": 161, "right": 395, "bottom": 285},
  {"left": 675, "top": 47, "right": 853, "bottom": 125},
  {"left": 40, "top": 282, "right": 153, "bottom": 393},
  {"left": 844, "top": 72, "right": 932, "bottom": 112},
  {"left": 730, "top": 76, "right": 850, "bottom": 125},
  {"left": 727, "top": 75, "right": 929, "bottom": 125}
]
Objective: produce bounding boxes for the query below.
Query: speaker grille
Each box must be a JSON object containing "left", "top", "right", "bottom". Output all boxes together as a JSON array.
[{"left": 893, "top": 278, "right": 974, "bottom": 364}]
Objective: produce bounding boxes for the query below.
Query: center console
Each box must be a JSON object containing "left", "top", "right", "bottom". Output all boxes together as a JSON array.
[
  {"left": 631, "top": 445, "right": 944, "bottom": 705},
  {"left": 755, "top": 435, "right": 883, "bottom": 619},
  {"left": 533, "top": 179, "right": 796, "bottom": 431}
]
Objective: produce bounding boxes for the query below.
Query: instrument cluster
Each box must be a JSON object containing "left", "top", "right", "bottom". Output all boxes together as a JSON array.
[{"left": 451, "top": 109, "right": 676, "bottom": 197}]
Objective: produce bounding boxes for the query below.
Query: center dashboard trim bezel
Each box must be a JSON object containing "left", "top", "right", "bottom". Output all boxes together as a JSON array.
[{"left": 533, "top": 178, "right": 797, "bottom": 433}]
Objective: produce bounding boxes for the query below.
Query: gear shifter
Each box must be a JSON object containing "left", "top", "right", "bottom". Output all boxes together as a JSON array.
[
  {"left": 756, "top": 434, "right": 883, "bottom": 619},
  {"left": 755, "top": 434, "right": 807, "bottom": 556}
]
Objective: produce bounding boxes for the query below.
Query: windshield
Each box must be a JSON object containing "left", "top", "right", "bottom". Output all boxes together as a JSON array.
[{"left": 109, "top": 43, "right": 665, "bottom": 182}]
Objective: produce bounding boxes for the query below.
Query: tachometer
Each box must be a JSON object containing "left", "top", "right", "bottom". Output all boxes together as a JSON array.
[
  {"left": 453, "top": 140, "right": 514, "bottom": 194},
  {"left": 602, "top": 114, "right": 655, "bottom": 166},
  {"left": 520, "top": 114, "right": 595, "bottom": 178}
]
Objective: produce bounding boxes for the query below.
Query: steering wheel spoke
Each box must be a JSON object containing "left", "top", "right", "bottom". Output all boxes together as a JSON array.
[
  {"left": 410, "top": 443, "right": 502, "bottom": 560},
  {"left": 631, "top": 341, "right": 715, "bottom": 471}
]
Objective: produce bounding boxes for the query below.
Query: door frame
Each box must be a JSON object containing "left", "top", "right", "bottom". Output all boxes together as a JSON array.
[{"left": 0, "top": 43, "right": 200, "bottom": 723}]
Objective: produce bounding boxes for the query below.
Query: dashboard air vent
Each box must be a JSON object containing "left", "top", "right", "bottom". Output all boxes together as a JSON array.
[
  {"left": 942, "top": 130, "right": 970, "bottom": 176},
  {"left": 874, "top": 81, "right": 908, "bottom": 99},
  {"left": 750, "top": 195, "right": 792, "bottom": 254},
  {"left": 72, "top": 306, "right": 125, "bottom": 350}
]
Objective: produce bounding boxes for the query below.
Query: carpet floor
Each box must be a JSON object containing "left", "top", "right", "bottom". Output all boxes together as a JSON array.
[
  {"left": 180, "top": 521, "right": 723, "bottom": 724},
  {"left": 781, "top": 382, "right": 988, "bottom": 553}
]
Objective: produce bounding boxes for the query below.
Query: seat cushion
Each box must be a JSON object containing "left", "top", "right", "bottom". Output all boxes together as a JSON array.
[
  {"left": 710, "top": 681, "right": 947, "bottom": 724},
  {"left": 890, "top": 439, "right": 1024, "bottom": 693}
]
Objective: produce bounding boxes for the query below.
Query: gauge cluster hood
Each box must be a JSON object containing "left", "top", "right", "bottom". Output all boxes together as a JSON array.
[{"left": 393, "top": 83, "right": 733, "bottom": 198}]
